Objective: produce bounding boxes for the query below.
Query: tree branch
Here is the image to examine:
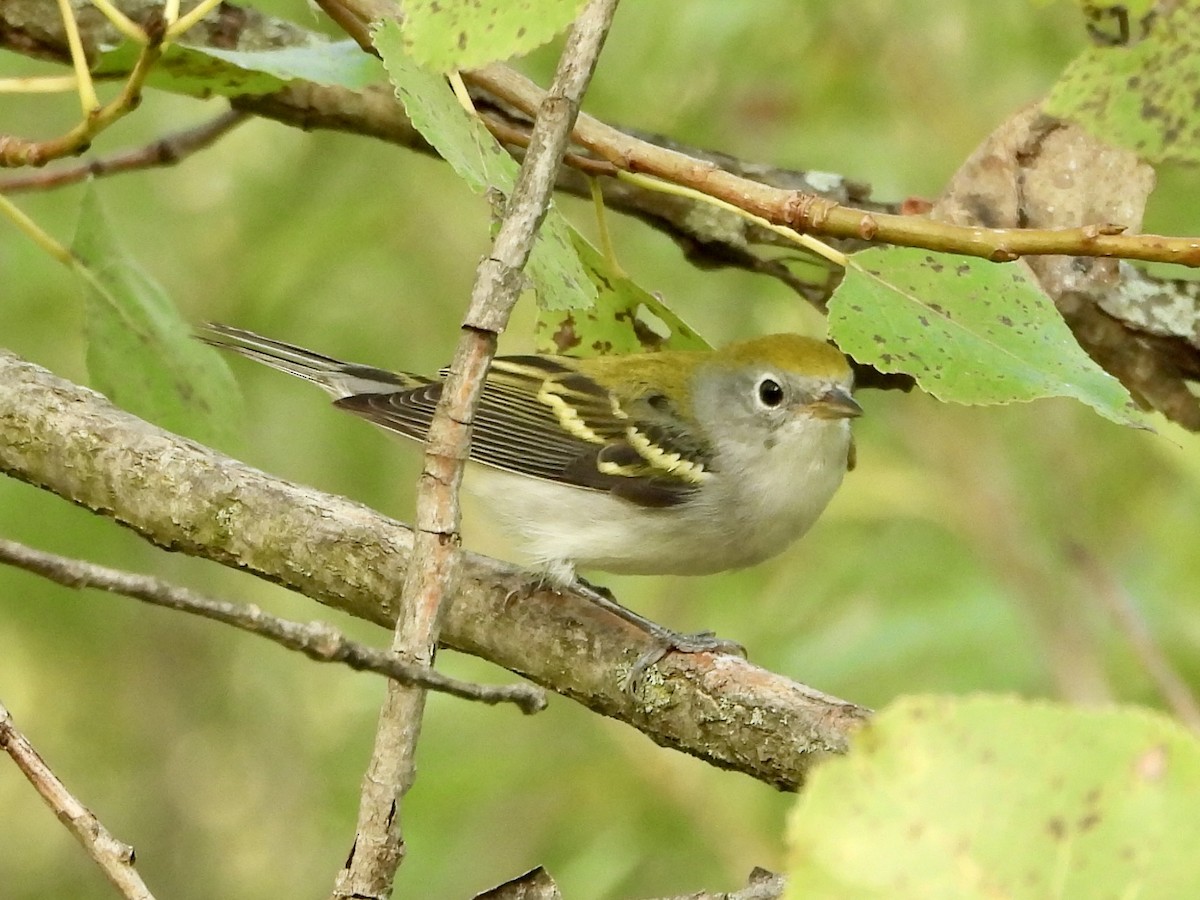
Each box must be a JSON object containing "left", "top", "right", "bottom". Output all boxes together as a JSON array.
[
  {"left": 0, "top": 108, "right": 249, "bottom": 193},
  {"left": 0, "top": 538, "right": 546, "bottom": 713},
  {"left": 466, "top": 63, "right": 1200, "bottom": 268},
  {"left": 0, "top": 698, "right": 157, "bottom": 900}
]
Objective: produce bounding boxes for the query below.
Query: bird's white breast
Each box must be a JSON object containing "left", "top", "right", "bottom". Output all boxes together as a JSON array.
[{"left": 464, "top": 418, "right": 851, "bottom": 583}]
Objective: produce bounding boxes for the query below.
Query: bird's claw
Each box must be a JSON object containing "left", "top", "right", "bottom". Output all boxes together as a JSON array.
[
  {"left": 620, "top": 628, "right": 748, "bottom": 695},
  {"left": 508, "top": 572, "right": 747, "bottom": 695}
]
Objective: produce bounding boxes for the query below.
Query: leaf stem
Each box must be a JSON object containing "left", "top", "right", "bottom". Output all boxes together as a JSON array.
[
  {"left": 55, "top": 0, "right": 99, "bottom": 114},
  {"left": 89, "top": 0, "right": 148, "bottom": 44},
  {"left": 589, "top": 175, "right": 625, "bottom": 275},
  {"left": 448, "top": 70, "right": 477, "bottom": 114},
  {"left": 0, "top": 76, "right": 79, "bottom": 94},
  {"left": 616, "top": 169, "right": 849, "bottom": 267},
  {"left": 0, "top": 192, "right": 73, "bottom": 266},
  {"left": 166, "top": 0, "right": 227, "bottom": 42}
]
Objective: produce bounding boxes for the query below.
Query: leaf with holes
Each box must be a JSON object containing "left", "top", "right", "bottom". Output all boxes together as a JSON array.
[
  {"left": 72, "top": 184, "right": 241, "bottom": 443},
  {"left": 787, "top": 696, "right": 1200, "bottom": 899},
  {"left": 374, "top": 19, "right": 594, "bottom": 312},
  {"left": 535, "top": 233, "right": 710, "bottom": 356},
  {"left": 829, "top": 247, "right": 1141, "bottom": 426}
]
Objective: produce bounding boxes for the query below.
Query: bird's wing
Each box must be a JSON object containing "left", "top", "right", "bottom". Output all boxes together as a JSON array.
[{"left": 334, "top": 356, "right": 713, "bottom": 509}]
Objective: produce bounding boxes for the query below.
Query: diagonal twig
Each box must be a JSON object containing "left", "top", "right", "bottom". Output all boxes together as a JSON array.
[
  {"left": 0, "top": 109, "right": 249, "bottom": 194},
  {"left": 466, "top": 63, "right": 1200, "bottom": 268},
  {"left": 0, "top": 698, "right": 158, "bottom": 900},
  {"left": 328, "top": 2, "right": 623, "bottom": 897},
  {"left": 1068, "top": 543, "right": 1200, "bottom": 732}
]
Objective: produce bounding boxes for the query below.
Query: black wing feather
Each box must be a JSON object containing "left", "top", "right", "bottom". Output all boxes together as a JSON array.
[{"left": 333, "top": 357, "right": 711, "bottom": 507}]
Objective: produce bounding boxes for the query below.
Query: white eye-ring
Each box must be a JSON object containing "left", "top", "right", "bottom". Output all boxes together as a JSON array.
[{"left": 756, "top": 375, "right": 785, "bottom": 409}]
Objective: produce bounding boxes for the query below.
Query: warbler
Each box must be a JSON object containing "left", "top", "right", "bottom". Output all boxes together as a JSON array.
[{"left": 201, "top": 324, "right": 861, "bottom": 676}]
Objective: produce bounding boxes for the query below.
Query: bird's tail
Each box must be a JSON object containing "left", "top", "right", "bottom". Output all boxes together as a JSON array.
[{"left": 198, "top": 323, "right": 423, "bottom": 398}]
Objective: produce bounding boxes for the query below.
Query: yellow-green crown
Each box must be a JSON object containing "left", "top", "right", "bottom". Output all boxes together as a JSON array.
[{"left": 715, "top": 334, "right": 851, "bottom": 380}]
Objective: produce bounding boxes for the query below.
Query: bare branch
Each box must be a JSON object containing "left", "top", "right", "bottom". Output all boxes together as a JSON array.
[
  {"left": 0, "top": 538, "right": 546, "bottom": 713},
  {"left": 0, "top": 699, "right": 157, "bottom": 900},
  {"left": 474, "top": 866, "right": 562, "bottom": 900},
  {"left": 0, "top": 109, "right": 249, "bottom": 193},
  {"left": 477, "top": 865, "right": 785, "bottom": 900},
  {"left": 0, "top": 349, "right": 867, "bottom": 792}
]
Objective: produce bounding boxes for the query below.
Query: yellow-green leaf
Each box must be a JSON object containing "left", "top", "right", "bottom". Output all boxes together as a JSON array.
[
  {"left": 535, "top": 233, "right": 709, "bottom": 355},
  {"left": 788, "top": 696, "right": 1200, "bottom": 899},
  {"left": 1045, "top": 0, "right": 1200, "bottom": 165},
  {"left": 399, "top": 0, "right": 589, "bottom": 72}
]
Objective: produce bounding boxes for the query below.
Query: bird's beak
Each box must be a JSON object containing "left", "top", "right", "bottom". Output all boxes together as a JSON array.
[{"left": 809, "top": 387, "right": 863, "bottom": 420}]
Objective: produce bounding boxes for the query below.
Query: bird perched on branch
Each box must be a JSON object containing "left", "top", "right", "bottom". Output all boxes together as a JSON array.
[{"left": 201, "top": 324, "right": 861, "bottom": 683}]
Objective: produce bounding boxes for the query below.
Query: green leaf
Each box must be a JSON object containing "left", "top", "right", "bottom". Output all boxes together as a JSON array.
[
  {"left": 373, "top": 19, "right": 594, "bottom": 312},
  {"left": 399, "top": 0, "right": 589, "bottom": 72},
  {"left": 787, "top": 696, "right": 1200, "bottom": 900},
  {"left": 71, "top": 184, "right": 241, "bottom": 443},
  {"left": 93, "top": 39, "right": 384, "bottom": 98},
  {"left": 1044, "top": 0, "right": 1200, "bottom": 165},
  {"left": 200, "top": 41, "right": 385, "bottom": 91},
  {"left": 377, "top": 26, "right": 517, "bottom": 194},
  {"left": 829, "top": 247, "right": 1141, "bottom": 426},
  {"left": 525, "top": 213, "right": 601, "bottom": 312},
  {"left": 535, "top": 232, "right": 710, "bottom": 355}
]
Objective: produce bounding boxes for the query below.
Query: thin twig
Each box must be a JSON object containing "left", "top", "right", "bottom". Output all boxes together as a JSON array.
[
  {"left": 331, "top": 2, "right": 621, "bottom": 896},
  {"left": 1069, "top": 543, "right": 1200, "bottom": 731},
  {"left": 0, "top": 109, "right": 250, "bottom": 194},
  {"left": 466, "top": 64, "right": 1200, "bottom": 268},
  {"left": 0, "top": 699, "right": 158, "bottom": 900},
  {"left": 0, "top": 4, "right": 167, "bottom": 168},
  {"left": 0, "top": 538, "right": 545, "bottom": 713}
]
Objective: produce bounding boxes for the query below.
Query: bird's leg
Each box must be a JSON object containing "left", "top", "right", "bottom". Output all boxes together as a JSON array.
[
  {"left": 505, "top": 570, "right": 746, "bottom": 693},
  {"left": 573, "top": 576, "right": 747, "bottom": 693}
]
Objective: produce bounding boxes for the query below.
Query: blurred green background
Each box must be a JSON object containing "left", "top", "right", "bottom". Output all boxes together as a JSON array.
[{"left": 3, "top": 2, "right": 1199, "bottom": 897}]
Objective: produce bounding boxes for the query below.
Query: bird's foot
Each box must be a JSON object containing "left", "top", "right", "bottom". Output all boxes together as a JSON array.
[
  {"left": 621, "top": 627, "right": 747, "bottom": 695},
  {"left": 571, "top": 577, "right": 746, "bottom": 694},
  {"left": 507, "top": 571, "right": 746, "bottom": 693}
]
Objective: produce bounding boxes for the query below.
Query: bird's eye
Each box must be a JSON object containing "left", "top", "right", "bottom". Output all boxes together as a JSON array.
[{"left": 756, "top": 377, "right": 785, "bottom": 408}]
